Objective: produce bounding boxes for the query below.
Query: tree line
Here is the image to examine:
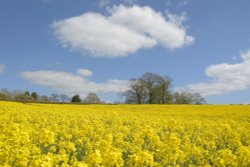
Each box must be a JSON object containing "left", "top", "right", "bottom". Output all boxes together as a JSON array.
[
  {"left": 0, "top": 73, "right": 206, "bottom": 104},
  {"left": 122, "top": 72, "right": 206, "bottom": 104},
  {"left": 0, "top": 89, "right": 102, "bottom": 104}
]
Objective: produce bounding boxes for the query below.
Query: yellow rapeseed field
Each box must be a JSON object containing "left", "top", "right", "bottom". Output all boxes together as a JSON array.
[{"left": 0, "top": 101, "right": 249, "bottom": 167}]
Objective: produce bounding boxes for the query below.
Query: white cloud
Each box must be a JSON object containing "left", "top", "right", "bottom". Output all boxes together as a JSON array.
[
  {"left": 182, "top": 50, "right": 250, "bottom": 96},
  {"left": 21, "top": 69, "right": 128, "bottom": 97},
  {"left": 166, "top": 12, "right": 187, "bottom": 27},
  {"left": 0, "top": 64, "right": 5, "bottom": 74},
  {"left": 77, "top": 69, "right": 93, "bottom": 77},
  {"left": 52, "top": 4, "right": 194, "bottom": 58}
]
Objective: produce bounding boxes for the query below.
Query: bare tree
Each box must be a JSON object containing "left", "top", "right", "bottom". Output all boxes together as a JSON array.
[
  {"left": 191, "top": 93, "right": 206, "bottom": 104},
  {"left": 173, "top": 92, "right": 206, "bottom": 104},
  {"left": 59, "top": 94, "right": 70, "bottom": 102},
  {"left": 123, "top": 78, "right": 147, "bottom": 104},
  {"left": 49, "top": 94, "right": 60, "bottom": 102},
  {"left": 83, "top": 93, "right": 101, "bottom": 104},
  {"left": 123, "top": 73, "right": 173, "bottom": 104},
  {"left": 40, "top": 95, "right": 49, "bottom": 102}
]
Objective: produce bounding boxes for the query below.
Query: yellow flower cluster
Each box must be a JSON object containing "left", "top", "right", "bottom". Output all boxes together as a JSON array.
[{"left": 0, "top": 102, "right": 249, "bottom": 166}]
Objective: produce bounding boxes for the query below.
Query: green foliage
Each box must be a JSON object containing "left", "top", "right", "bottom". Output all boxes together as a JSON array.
[
  {"left": 71, "top": 94, "right": 81, "bottom": 103},
  {"left": 40, "top": 95, "right": 49, "bottom": 102},
  {"left": 14, "top": 93, "right": 34, "bottom": 102},
  {"left": 123, "top": 73, "right": 172, "bottom": 104},
  {"left": 0, "top": 92, "right": 9, "bottom": 100},
  {"left": 24, "top": 91, "right": 30, "bottom": 96},
  {"left": 123, "top": 73, "right": 205, "bottom": 104},
  {"left": 31, "top": 92, "right": 39, "bottom": 101}
]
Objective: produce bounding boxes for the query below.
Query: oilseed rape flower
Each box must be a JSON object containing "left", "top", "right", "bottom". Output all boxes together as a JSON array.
[{"left": 0, "top": 102, "right": 249, "bottom": 166}]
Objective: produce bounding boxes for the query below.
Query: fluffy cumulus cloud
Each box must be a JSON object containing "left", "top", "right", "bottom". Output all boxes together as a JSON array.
[
  {"left": 52, "top": 4, "right": 194, "bottom": 58},
  {"left": 0, "top": 64, "right": 5, "bottom": 74},
  {"left": 21, "top": 69, "right": 128, "bottom": 96},
  {"left": 183, "top": 50, "right": 250, "bottom": 96}
]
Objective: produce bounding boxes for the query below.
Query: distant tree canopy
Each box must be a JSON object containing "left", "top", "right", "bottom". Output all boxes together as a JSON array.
[
  {"left": 24, "top": 91, "right": 30, "bottom": 96},
  {"left": 14, "top": 93, "right": 34, "bottom": 102},
  {"left": 0, "top": 92, "right": 9, "bottom": 100},
  {"left": 123, "top": 78, "right": 147, "bottom": 104},
  {"left": 123, "top": 73, "right": 173, "bottom": 104},
  {"left": 0, "top": 89, "right": 68, "bottom": 103},
  {"left": 49, "top": 94, "right": 60, "bottom": 102},
  {"left": 83, "top": 93, "right": 101, "bottom": 104},
  {"left": 49, "top": 94, "right": 70, "bottom": 102},
  {"left": 123, "top": 73, "right": 205, "bottom": 104},
  {"left": 31, "top": 92, "right": 39, "bottom": 101},
  {"left": 0, "top": 73, "right": 206, "bottom": 104},
  {"left": 59, "top": 94, "right": 69, "bottom": 102},
  {"left": 40, "top": 95, "right": 49, "bottom": 102},
  {"left": 0, "top": 89, "right": 12, "bottom": 100},
  {"left": 71, "top": 94, "right": 81, "bottom": 103},
  {"left": 173, "top": 92, "right": 206, "bottom": 104}
]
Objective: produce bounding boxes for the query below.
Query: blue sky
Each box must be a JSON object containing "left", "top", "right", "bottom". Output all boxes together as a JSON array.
[{"left": 1, "top": 0, "right": 250, "bottom": 103}]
